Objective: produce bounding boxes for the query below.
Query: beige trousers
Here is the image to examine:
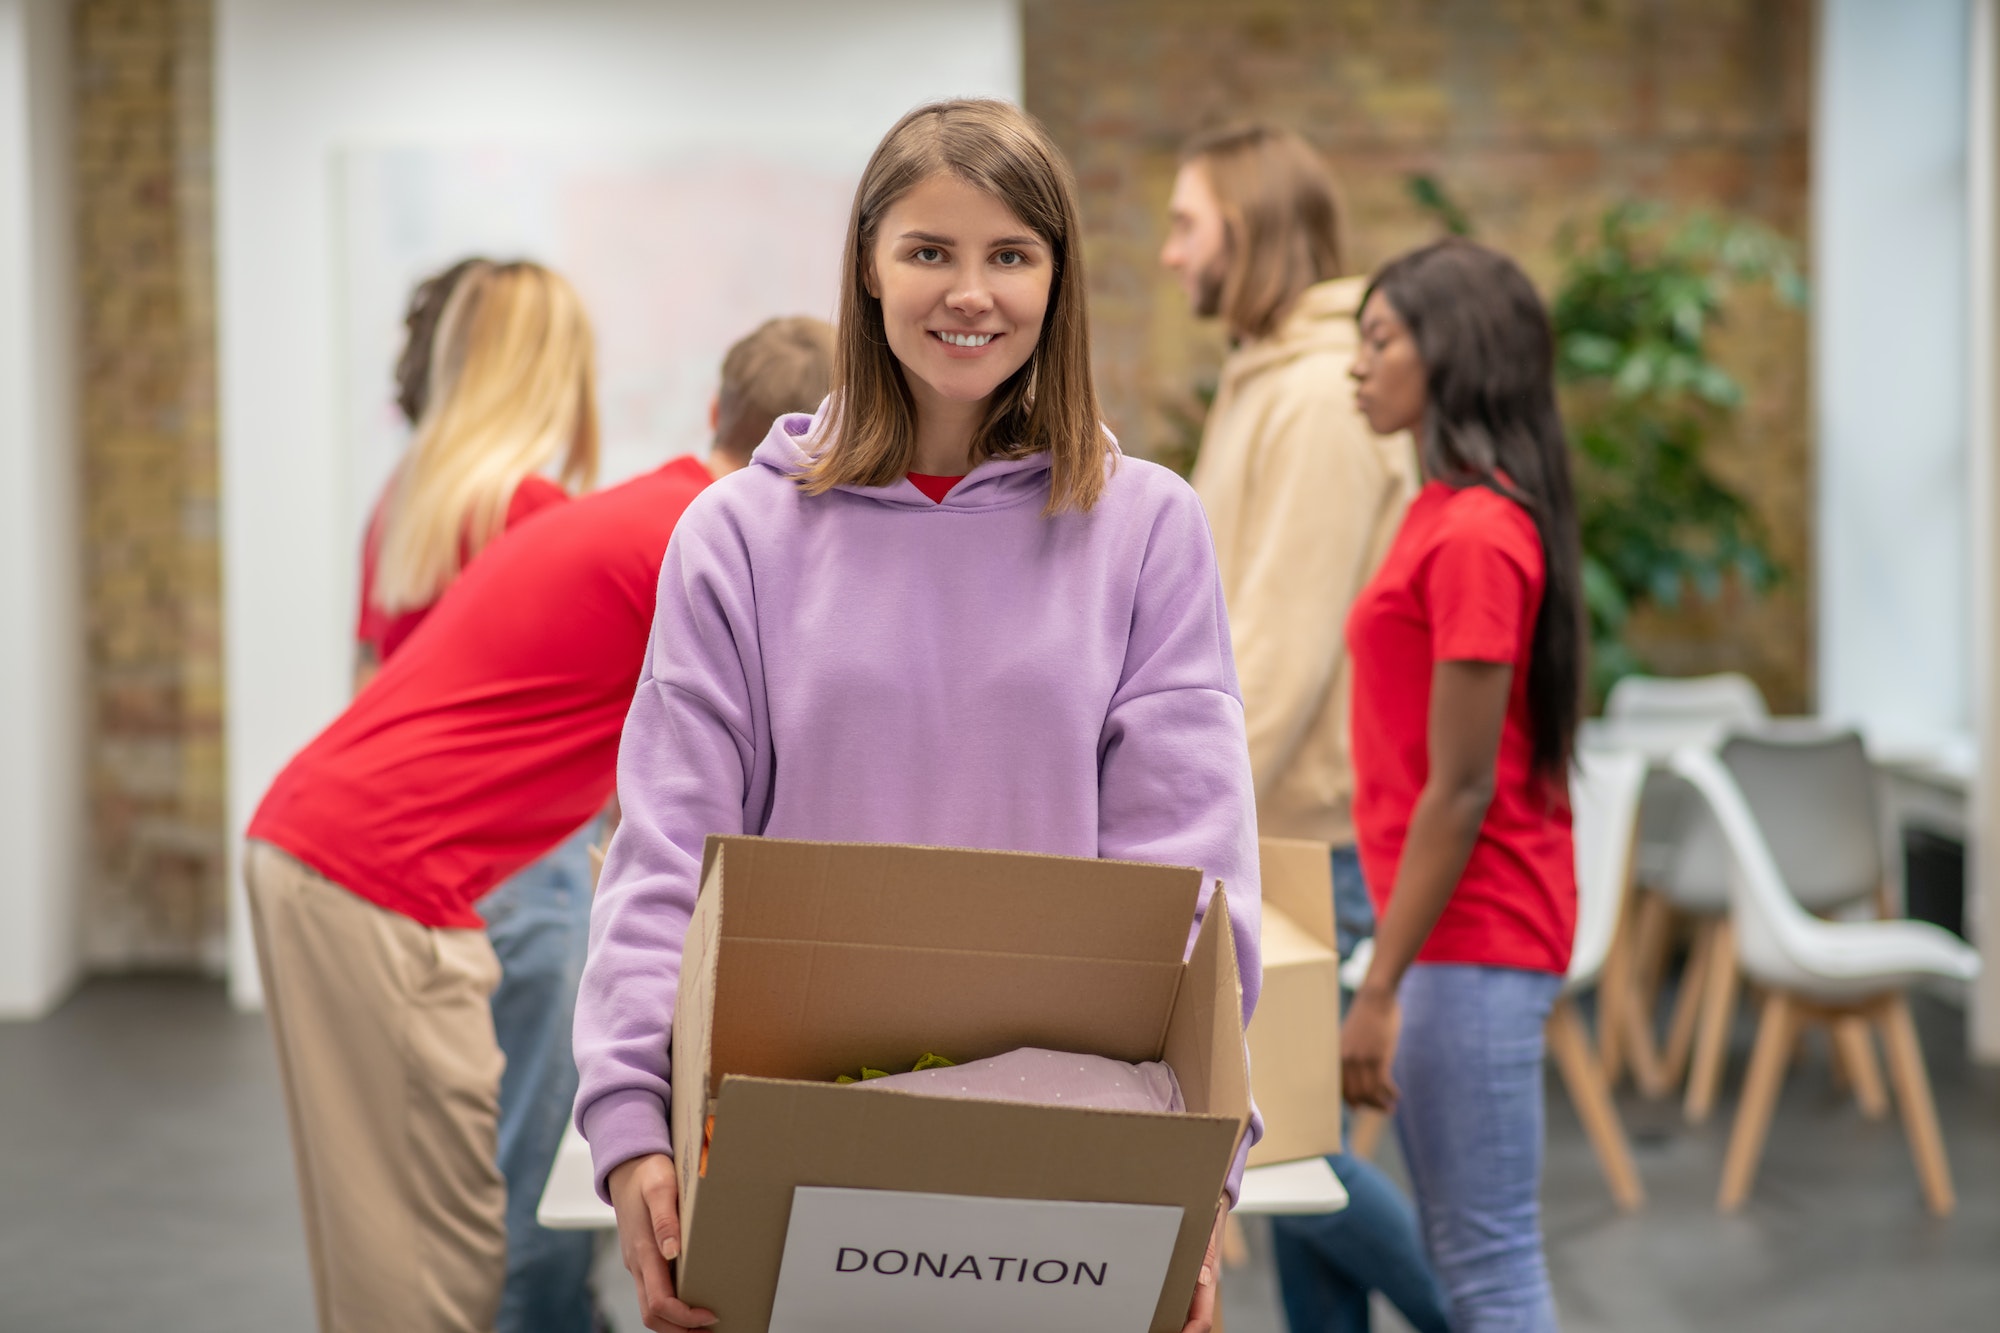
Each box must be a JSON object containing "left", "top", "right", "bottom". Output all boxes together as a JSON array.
[{"left": 245, "top": 841, "right": 508, "bottom": 1333}]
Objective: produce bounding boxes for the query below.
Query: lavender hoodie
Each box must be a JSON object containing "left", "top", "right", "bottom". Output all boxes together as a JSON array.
[{"left": 573, "top": 407, "right": 1264, "bottom": 1197}]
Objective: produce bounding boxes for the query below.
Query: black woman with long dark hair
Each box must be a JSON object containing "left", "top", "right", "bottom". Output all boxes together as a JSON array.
[{"left": 1339, "top": 237, "right": 1584, "bottom": 1331}]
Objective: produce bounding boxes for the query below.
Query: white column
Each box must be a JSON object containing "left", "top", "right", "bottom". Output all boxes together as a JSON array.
[
  {"left": 1814, "top": 0, "right": 1973, "bottom": 752},
  {"left": 0, "top": 0, "right": 84, "bottom": 1019},
  {"left": 1968, "top": 0, "right": 2000, "bottom": 1060}
]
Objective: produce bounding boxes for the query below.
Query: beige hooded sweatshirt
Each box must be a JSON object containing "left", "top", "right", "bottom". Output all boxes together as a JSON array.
[{"left": 1191, "top": 275, "right": 1417, "bottom": 846}]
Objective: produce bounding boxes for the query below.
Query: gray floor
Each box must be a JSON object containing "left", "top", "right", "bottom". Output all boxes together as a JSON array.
[{"left": 2, "top": 979, "right": 1997, "bottom": 1332}]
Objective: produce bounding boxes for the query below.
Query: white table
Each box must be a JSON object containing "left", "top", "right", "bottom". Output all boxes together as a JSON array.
[
  {"left": 1581, "top": 714, "right": 1972, "bottom": 837},
  {"left": 540, "top": 1122, "right": 613, "bottom": 1230},
  {"left": 1581, "top": 714, "right": 1970, "bottom": 776},
  {"left": 537, "top": 1123, "right": 1349, "bottom": 1231},
  {"left": 1232, "top": 1155, "right": 1349, "bottom": 1215},
  {"left": 1579, "top": 714, "right": 1895, "bottom": 762}
]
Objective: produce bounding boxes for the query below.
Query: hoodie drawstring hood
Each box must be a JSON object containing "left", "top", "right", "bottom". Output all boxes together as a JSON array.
[{"left": 750, "top": 400, "right": 1063, "bottom": 513}]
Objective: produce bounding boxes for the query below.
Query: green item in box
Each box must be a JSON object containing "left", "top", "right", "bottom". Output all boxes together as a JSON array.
[{"left": 834, "top": 1053, "right": 956, "bottom": 1084}]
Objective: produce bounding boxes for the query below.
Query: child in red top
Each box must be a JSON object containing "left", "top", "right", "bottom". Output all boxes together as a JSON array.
[{"left": 1342, "top": 238, "right": 1585, "bottom": 1333}]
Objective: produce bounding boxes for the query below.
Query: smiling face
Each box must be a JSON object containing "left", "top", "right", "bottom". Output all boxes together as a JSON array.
[
  {"left": 866, "top": 173, "right": 1053, "bottom": 425},
  {"left": 1351, "top": 291, "right": 1427, "bottom": 438}
]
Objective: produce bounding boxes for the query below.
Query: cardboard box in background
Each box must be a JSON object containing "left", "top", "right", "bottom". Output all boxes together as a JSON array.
[
  {"left": 670, "top": 837, "right": 1253, "bottom": 1333},
  {"left": 1246, "top": 837, "right": 1343, "bottom": 1167}
]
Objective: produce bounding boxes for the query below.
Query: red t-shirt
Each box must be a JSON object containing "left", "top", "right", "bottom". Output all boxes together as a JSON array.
[
  {"left": 252, "top": 457, "right": 713, "bottom": 928},
  {"left": 1346, "top": 479, "right": 1576, "bottom": 974},
  {"left": 356, "top": 473, "right": 569, "bottom": 663},
  {"left": 906, "top": 472, "right": 966, "bottom": 504}
]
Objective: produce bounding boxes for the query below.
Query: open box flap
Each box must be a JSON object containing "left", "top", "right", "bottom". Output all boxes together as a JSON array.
[
  {"left": 683, "top": 1076, "right": 1242, "bottom": 1333},
  {"left": 1244, "top": 910, "right": 1342, "bottom": 1167},
  {"left": 700, "top": 835, "right": 1202, "bottom": 959},
  {"left": 711, "top": 939, "right": 1183, "bottom": 1091},
  {"left": 1258, "top": 837, "right": 1336, "bottom": 952},
  {"left": 670, "top": 855, "right": 725, "bottom": 1233},
  {"left": 1247, "top": 842, "right": 1343, "bottom": 1168},
  {"left": 1161, "top": 884, "right": 1251, "bottom": 1127},
  {"left": 1259, "top": 906, "right": 1335, "bottom": 968}
]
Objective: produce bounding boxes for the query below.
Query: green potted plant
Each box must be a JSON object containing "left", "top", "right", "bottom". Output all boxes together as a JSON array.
[{"left": 1409, "top": 180, "right": 1804, "bottom": 699}]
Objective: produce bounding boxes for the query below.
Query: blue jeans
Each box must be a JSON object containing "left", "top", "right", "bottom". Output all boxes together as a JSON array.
[
  {"left": 1270, "top": 846, "right": 1452, "bottom": 1333},
  {"left": 1394, "top": 964, "right": 1563, "bottom": 1333},
  {"left": 1331, "top": 842, "right": 1376, "bottom": 963},
  {"left": 478, "top": 816, "right": 605, "bottom": 1333},
  {"left": 1271, "top": 1151, "right": 1453, "bottom": 1333}
]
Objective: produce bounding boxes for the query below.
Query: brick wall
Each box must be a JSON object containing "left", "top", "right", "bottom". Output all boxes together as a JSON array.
[
  {"left": 60, "top": 1, "right": 1814, "bottom": 965},
  {"left": 1024, "top": 0, "right": 1814, "bottom": 709},
  {"left": 72, "top": 0, "right": 224, "bottom": 969}
]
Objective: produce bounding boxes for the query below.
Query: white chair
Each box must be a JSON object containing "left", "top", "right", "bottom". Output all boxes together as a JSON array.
[
  {"left": 1669, "top": 731, "right": 1897, "bottom": 1122},
  {"left": 1718, "top": 732, "right": 1897, "bottom": 914},
  {"left": 1704, "top": 732, "right": 1906, "bottom": 1116},
  {"left": 1337, "top": 753, "right": 1650, "bottom": 1211},
  {"left": 1604, "top": 671, "right": 1770, "bottom": 733},
  {"left": 1668, "top": 747, "right": 1978, "bottom": 1215},
  {"left": 1601, "top": 674, "right": 1768, "bottom": 1104},
  {"left": 1546, "top": 749, "right": 1649, "bottom": 1210}
]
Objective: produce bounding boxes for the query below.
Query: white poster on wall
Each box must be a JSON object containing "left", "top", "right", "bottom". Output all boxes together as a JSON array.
[{"left": 334, "top": 145, "right": 856, "bottom": 545}]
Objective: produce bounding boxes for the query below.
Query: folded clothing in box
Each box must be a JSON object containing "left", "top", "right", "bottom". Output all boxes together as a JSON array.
[{"left": 851, "top": 1047, "right": 1185, "bottom": 1114}]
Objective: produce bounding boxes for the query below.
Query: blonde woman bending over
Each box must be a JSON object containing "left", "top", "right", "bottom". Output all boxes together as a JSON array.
[{"left": 355, "top": 258, "right": 598, "bottom": 686}]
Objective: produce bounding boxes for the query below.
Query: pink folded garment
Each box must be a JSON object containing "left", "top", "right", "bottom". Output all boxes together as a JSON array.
[{"left": 848, "top": 1047, "right": 1184, "bottom": 1113}]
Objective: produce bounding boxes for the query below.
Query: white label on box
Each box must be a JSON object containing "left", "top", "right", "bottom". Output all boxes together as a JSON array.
[{"left": 766, "top": 1186, "right": 1185, "bottom": 1333}]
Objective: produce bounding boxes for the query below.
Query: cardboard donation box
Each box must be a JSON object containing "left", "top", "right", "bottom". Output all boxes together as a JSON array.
[
  {"left": 1245, "top": 837, "right": 1344, "bottom": 1167},
  {"left": 669, "top": 836, "right": 1252, "bottom": 1333}
]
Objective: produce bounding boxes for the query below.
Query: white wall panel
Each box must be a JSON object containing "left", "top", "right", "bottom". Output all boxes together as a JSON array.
[
  {"left": 0, "top": 0, "right": 83, "bottom": 1018},
  {"left": 1815, "top": 0, "right": 1972, "bottom": 747}
]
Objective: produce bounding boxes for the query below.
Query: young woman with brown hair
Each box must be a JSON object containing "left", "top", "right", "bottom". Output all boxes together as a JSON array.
[
  {"left": 573, "top": 99, "right": 1264, "bottom": 1333},
  {"left": 1342, "top": 237, "right": 1585, "bottom": 1332}
]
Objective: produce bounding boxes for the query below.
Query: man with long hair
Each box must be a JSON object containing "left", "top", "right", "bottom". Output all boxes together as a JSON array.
[{"left": 1162, "top": 125, "right": 1444, "bottom": 1333}]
